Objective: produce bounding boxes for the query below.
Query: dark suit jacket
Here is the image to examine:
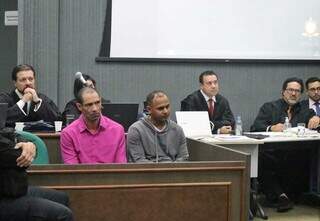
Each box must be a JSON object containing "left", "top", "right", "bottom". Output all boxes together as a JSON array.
[
  {"left": 0, "top": 90, "right": 62, "bottom": 127},
  {"left": 300, "top": 99, "right": 309, "bottom": 108},
  {"left": 300, "top": 99, "right": 319, "bottom": 116},
  {"left": 250, "top": 98, "right": 315, "bottom": 132},
  {"left": 180, "top": 90, "right": 235, "bottom": 133},
  {"left": 0, "top": 127, "right": 28, "bottom": 198}
]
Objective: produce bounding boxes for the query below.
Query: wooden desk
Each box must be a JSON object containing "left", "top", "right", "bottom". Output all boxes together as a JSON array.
[
  {"left": 34, "top": 132, "right": 61, "bottom": 163},
  {"left": 194, "top": 133, "right": 320, "bottom": 194},
  {"left": 189, "top": 136, "right": 262, "bottom": 177},
  {"left": 28, "top": 141, "right": 250, "bottom": 221}
]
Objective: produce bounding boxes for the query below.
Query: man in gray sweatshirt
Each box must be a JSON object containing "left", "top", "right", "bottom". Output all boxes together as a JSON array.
[{"left": 127, "top": 90, "right": 189, "bottom": 163}]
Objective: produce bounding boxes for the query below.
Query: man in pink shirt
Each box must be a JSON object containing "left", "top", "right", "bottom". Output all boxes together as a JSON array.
[{"left": 60, "top": 87, "right": 127, "bottom": 164}]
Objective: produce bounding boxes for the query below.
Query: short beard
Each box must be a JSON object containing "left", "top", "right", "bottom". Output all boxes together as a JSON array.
[{"left": 286, "top": 99, "right": 298, "bottom": 106}]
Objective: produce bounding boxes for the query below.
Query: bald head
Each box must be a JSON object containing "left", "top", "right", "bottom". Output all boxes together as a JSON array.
[{"left": 77, "top": 87, "right": 100, "bottom": 104}]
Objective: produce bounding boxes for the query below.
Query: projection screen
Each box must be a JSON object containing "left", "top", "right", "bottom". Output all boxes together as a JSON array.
[{"left": 107, "top": 0, "right": 320, "bottom": 60}]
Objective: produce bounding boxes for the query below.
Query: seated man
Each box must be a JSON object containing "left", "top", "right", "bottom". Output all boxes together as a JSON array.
[
  {"left": 301, "top": 77, "right": 320, "bottom": 118},
  {"left": 60, "top": 87, "right": 126, "bottom": 164},
  {"left": 251, "top": 77, "right": 318, "bottom": 132},
  {"left": 62, "top": 74, "right": 110, "bottom": 125},
  {"left": 0, "top": 127, "right": 73, "bottom": 221},
  {"left": 0, "top": 64, "right": 62, "bottom": 127},
  {"left": 251, "top": 77, "right": 318, "bottom": 212},
  {"left": 127, "top": 90, "right": 189, "bottom": 163},
  {"left": 180, "top": 70, "right": 235, "bottom": 134}
]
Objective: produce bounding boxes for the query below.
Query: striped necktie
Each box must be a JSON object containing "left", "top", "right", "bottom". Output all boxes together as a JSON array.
[{"left": 315, "top": 102, "right": 320, "bottom": 116}]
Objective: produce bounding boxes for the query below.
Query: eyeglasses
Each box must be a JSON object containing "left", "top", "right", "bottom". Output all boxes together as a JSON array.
[
  {"left": 308, "top": 87, "right": 320, "bottom": 93},
  {"left": 285, "top": 88, "right": 301, "bottom": 94}
]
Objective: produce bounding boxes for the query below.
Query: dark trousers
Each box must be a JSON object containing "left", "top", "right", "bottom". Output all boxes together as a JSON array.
[
  {"left": 0, "top": 186, "right": 73, "bottom": 221},
  {"left": 258, "top": 143, "right": 311, "bottom": 202}
]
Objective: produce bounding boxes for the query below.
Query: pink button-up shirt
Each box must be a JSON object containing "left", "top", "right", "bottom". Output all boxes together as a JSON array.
[{"left": 60, "top": 114, "right": 127, "bottom": 164}]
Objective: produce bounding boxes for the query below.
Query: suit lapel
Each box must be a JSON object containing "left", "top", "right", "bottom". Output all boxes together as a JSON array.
[
  {"left": 10, "top": 90, "right": 20, "bottom": 104},
  {"left": 197, "top": 90, "right": 209, "bottom": 111}
]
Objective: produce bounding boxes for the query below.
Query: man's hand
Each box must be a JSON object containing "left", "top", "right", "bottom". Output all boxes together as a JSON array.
[
  {"left": 22, "top": 91, "right": 33, "bottom": 103},
  {"left": 24, "top": 87, "right": 40, "bottom": 103},
  {"left": 271, "top": 123, "right": 285, "bottom": 132},
  {"left": 220, "top": 125, "right": 233, "bottom": 134},
  {"left": 15, "top": 142, "right": 36, "bottom": 167},
  {"left": 308, "top": 116, "right": 320, "bottom": 129}
]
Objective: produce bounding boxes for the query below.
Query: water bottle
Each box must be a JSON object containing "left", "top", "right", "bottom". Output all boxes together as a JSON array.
[
  {"left": 283, "top": 117, "right": 291, "bottom": 132},
  {"left": 235, "top": 115, "right": 243, "bottom": 136}
]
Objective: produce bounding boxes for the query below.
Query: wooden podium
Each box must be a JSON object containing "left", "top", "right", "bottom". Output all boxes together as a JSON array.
[{"left": 28, "top": 139, "right": 250, "bottom": 221}]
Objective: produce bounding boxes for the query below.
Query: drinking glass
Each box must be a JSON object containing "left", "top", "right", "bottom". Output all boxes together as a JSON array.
[{"left": 297, "top": 123, "right": 306, "bottom": 137}]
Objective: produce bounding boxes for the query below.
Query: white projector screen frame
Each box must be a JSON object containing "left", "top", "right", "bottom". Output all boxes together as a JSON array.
[{"left": 108, "top": 0, "right": 320, "bottom": 61}]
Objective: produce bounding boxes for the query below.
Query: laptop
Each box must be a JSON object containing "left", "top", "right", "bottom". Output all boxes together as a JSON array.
[
  {"left": 101, "top": 103, "right": 139, "bottom": 132},
  {"left": 0, "top": 103, "right": 8, "bottom": 129},
  {"left": 175, "top": 111, "right": 213, "bottom": 138}
]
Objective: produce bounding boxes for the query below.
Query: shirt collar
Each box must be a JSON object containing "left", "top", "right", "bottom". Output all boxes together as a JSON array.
[
  {"left": 309, "top": 98, "right": 318, "bottom": 107},
  {"left": 200, "top": 90, "right": 216, "bottom": 102},
  {"left": 78, "top": 114, "right": 107, "bottom": 133},
  {"left": 15, "top": 88, "right": 24, "bottom": 99}
]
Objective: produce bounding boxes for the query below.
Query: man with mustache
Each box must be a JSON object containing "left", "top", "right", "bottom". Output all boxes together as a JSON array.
[
  {"left": 127, "top": 90, "right": 189, "bottom": 163},
  {"left": 0, "top": 64, "right": 61, "bottom": 127},
  {"left": 251, "top": 77, "right": 318, "bottom": 132},
  {"left": 251, "top": 77, "right": 318, "bottom": 213},
  {"left": 60, "top": 87, "right": 126, "bottom": 164}
]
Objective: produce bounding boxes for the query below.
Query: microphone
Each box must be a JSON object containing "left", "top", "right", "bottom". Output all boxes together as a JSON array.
[{"left": 75, "top": 72, "right": 87, "bottom": 84}]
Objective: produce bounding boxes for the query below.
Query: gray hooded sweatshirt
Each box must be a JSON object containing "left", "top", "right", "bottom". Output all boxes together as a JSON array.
[{"left": 127, "top": 117, "right": 189, "bottom": 163}]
